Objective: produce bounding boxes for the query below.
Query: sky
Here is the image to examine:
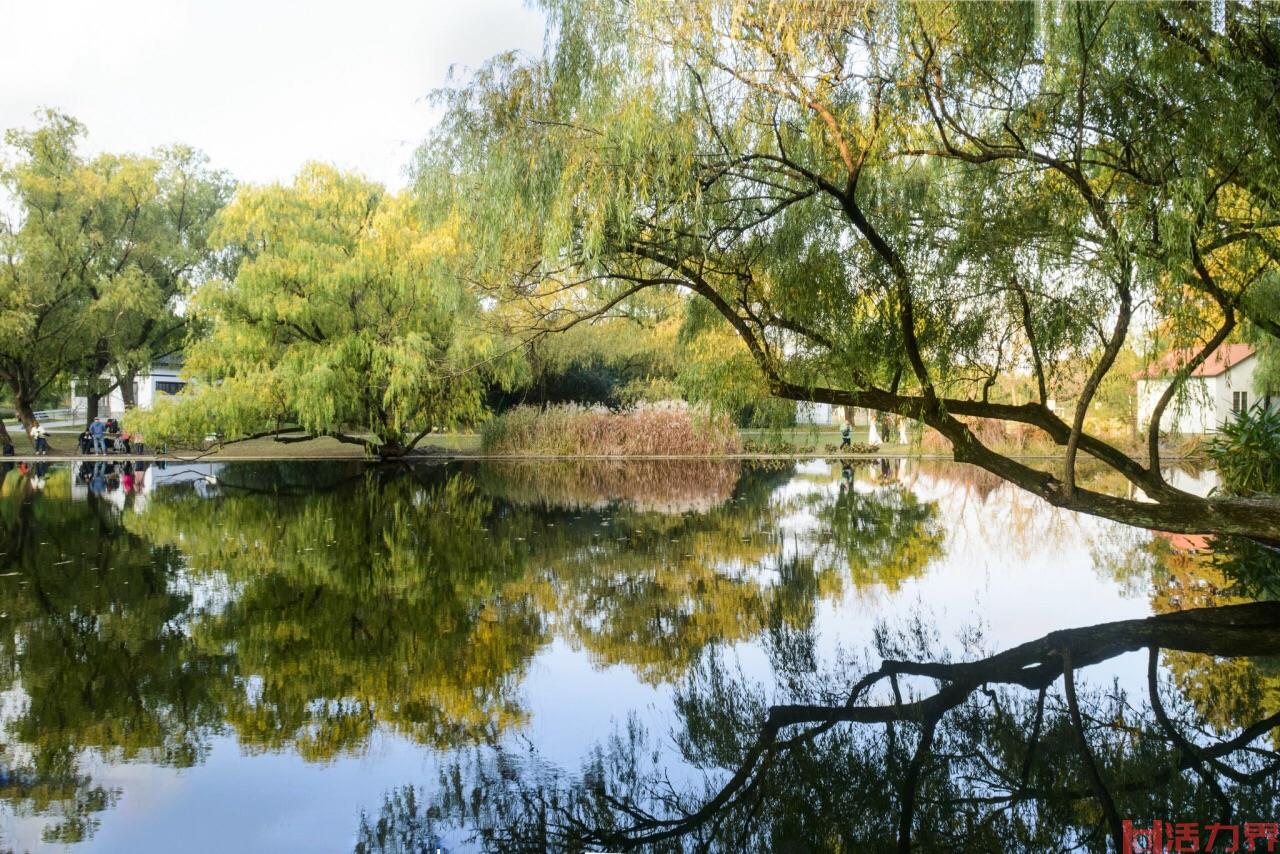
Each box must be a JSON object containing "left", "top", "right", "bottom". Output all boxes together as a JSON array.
[{"left": 0, "top": 0, "right": 546, "bottom": 190}]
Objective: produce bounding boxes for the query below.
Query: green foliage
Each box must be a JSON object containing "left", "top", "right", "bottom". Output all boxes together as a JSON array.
[
  {"left": 417, "top": 0, "right": 1280, "bottom": 535},
  {"left": 1244, "top": 277, "right": 1280, "bottom": 395},
  {"left": 1207, "top": 405, "right": 1280, "bottom": 496},
  {"left": 480, "top": 402, "right": 741, "bottom": 455},
  {"left": 492, "top": 292, "right": 684, "bottom": 410},
  {"left": 137, "top": 164, "right": 517, "bottom": 457},
  {"left": 823, "top": 442, "right": 881, "bottom": 455},
  {"left": 0, "top": 111, "right": 230, "bottom": 424},
  {"left": 740, "top": 436, "right": 797, "bottom": 454}
]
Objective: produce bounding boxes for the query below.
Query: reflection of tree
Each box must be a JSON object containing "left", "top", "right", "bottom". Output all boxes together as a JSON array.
[
  {"left": 123, "top": 460, "right": 946, "bottom": 745},
  {"left": 817, "top": 476, "right": 944, "bottom": 591},
  {"left": 475, "top": 459, "right": 743, "bottom": 514},
  {"left": 0, "top": 459, "right": 952, "bottom": 841},
  {"left": 1146, "top": 537, "right": 1280, "bottom": 745},
  {"left": 0, "top": 470, "right": 228, "bottom": 843},
  {"left": 126, "top": 471, "right": 546, "bottom": 757},
  {"left": 380, "top": 604, "right": 1280, "bottom": 853},
  {"left": 483, "top": 460, "right": 941, "bottom": 682}
]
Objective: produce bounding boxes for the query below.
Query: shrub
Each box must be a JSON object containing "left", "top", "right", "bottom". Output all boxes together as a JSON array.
[
  {"left": 741, "top": 437, "right": 797, "bottom": 454},
  {"left": 1206, "top": 404, "right": 1280, "bottom": 496},
  {"left": 481, "top": 402, "right": 740, "bottom": 456},
  {"left": 823, "top": 443, "right": 881, "bottom": 455}
]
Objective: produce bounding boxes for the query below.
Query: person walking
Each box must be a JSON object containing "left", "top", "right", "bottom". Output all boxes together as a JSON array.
[
  {"left": 840, "top": 419, "right": 852, "bottom": 450},
  {"left": 89, "top": 417, "right": 107, "bottom": 455}
]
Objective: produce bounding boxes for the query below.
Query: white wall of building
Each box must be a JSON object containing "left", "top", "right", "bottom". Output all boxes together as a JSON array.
[
  {"left": 796, "top": 401, "right": 835, "bottom": 425},
  {"left": 1137, "top": 353, "right": 1273, "bottom": 435},
  {"left": 71, "top": 368, "right": 188, "bottom": 417},
  {"left": 794, "top": 403, "right": 868, "bottom": 426}
]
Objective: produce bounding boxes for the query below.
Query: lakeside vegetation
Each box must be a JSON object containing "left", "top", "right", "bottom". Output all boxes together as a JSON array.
[{"left": 480, "top": 403, "right": 740, "bottom": 456}]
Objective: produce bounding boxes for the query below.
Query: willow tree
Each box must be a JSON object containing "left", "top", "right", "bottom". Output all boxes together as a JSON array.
[
  {"left": 141, "top": 164, "right": 517, "bottom": 459},
  {"left": 419, "top": 1, "right": 1280, "bottom": 538},
  {"left": 0, "top": 111, "right": 231, "bottom": 434}
]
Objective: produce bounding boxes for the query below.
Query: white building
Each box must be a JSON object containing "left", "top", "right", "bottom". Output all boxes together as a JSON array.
[
  {"left": 1137, "top": 344, "right": 1273, "bottom": 435},
  {"left": 795, "top": 401, "right": 840, "bottom": 425},
  {"left": 795, "top": 403, "right": 872, "bottom": 427},
  {"left": 70, "top": 354, "right": 188, "bottom": 417}
]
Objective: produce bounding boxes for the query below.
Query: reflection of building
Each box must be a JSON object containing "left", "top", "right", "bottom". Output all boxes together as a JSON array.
[
  {"left": 1152, "top": 530, "right": 1211, "bottom": 553},
  {"left": 71, "top": 354, "right": 186, "bottom": 417},
  {"left": 1137, "top": 344, "right": 1273, "bottom": 434}
]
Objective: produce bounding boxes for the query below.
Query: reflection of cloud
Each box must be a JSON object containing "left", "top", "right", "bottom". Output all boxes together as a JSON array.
[{"left": 483, "top": 460, "right": 742, "bottom": 514}]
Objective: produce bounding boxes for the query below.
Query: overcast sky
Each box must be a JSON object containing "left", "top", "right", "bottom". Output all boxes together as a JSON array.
[{"left": 0, "top": 0, "right": 545, "bottom": 189}]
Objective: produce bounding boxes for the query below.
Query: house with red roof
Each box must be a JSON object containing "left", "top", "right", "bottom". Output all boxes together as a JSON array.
[{"left": 1137, "top": 343, "right": 1273, "bottom": 434}]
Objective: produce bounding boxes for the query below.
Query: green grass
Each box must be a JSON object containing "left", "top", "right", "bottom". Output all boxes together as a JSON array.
[
  {"left": 740, "top": 426, "right": 877, "bottom": 451},
  {"left": 418, "top": 432, "right": 482, "bottom": 453}
]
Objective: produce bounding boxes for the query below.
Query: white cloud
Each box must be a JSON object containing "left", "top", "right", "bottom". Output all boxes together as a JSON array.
[{"left": 0, "top": 0, "right": 544, "bottom": 189}]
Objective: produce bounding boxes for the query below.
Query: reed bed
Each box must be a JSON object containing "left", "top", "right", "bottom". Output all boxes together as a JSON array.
[{"left": 481, "top": 402, "right": 741, "bottom": 456}]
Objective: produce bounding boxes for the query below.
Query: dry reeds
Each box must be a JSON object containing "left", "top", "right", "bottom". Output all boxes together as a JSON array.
[
  {"left": 921, "top": 417, "right": 1041, "bottom": 455},
  {"left": 481, "top": 402, "right": 741, "bottom": 456}
]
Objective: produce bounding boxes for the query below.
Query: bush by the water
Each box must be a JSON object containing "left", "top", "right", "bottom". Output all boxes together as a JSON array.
[
  {"left": 741, "top": 436, "right": 798, "bottom": 454},
  {"left": 823, "top": 442, "right": 881, "bottom": 455},
  {"left": 481, "top": 403, "right": 741, "bottom": 456},
  {"left": 1207, "top": 404, "right": 1280, "bottom": 495}
]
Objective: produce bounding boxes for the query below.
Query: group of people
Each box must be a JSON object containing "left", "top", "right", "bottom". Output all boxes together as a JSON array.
[
  {"left": 2, "top": 416, "right": 142, "bottom": 457},
  {"left": 78, "top": 417, "right": 140, "bottom": 455}
]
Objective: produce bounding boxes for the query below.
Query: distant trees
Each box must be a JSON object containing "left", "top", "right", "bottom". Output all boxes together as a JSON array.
[
  {"left": 138, "top": 164, "right": 519, "bottom": 459},
  {"left": 418, "top": 1, "right": 1280, "bottom": 537},
  {"left": 0, "top": 111, "right": 231, "bottom": 435}
]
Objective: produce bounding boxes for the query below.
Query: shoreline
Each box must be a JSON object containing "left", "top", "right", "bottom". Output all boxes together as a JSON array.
[{"left": 1, "top": 451, "right": 1211, "bottom": 464}]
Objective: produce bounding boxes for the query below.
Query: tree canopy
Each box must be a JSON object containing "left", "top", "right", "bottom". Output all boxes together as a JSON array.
[
  {"left": 417, "top": 0, "right": 1280, "bottom": 538},
  {"left": 0, "top": 111, "right": 231, "bottom": 436},
  {"left": 138, "top": 164, "right": 517, "bottom": 458}
]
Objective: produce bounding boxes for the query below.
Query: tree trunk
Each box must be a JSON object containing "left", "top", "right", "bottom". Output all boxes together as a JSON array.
[
  {"left": 13, "top": 398, "right": 36, "bottom": 433},
  {"left": 376, "top": 440, "right": 406, "bottom": 462},
  {"left": 0, "top": 417, "right": 12, "bottom": 449},
  {"left": 118, "top": 371, "right": 137, "bottom": 408}
]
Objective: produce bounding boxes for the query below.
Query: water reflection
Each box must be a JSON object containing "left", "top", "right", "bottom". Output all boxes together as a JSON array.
[
  {"left": 0, "top": 459, "right": 1269, "bottom": 850},
  {"left": 363, "top": 604, "right": 1280, "bottom": 853},
  {"left": 0, "top": 459, "right": 941, "bottom": 843}
]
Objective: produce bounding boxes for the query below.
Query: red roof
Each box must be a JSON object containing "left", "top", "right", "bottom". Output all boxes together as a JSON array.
[{"left": 1138, "top": 343, "right": 1255, "bottom": 379}]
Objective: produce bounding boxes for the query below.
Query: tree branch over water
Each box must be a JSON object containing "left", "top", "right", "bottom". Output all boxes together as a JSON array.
[{"left": 392, "top": 603, "right": 1280, "bottom": 852}]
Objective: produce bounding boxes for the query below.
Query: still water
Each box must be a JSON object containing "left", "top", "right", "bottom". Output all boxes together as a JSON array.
[{"left": 0, "top": 459, "right": 1274, "bottom": 852}]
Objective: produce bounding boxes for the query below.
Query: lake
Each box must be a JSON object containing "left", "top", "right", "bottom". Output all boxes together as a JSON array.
[{"left": 0, "top": 459, "right": 1275, "bottom": 852}]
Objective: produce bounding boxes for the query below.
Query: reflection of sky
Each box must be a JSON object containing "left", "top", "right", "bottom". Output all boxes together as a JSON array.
[{"left": 0, "top": 460, "right": 1166, "bottom": 852}]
